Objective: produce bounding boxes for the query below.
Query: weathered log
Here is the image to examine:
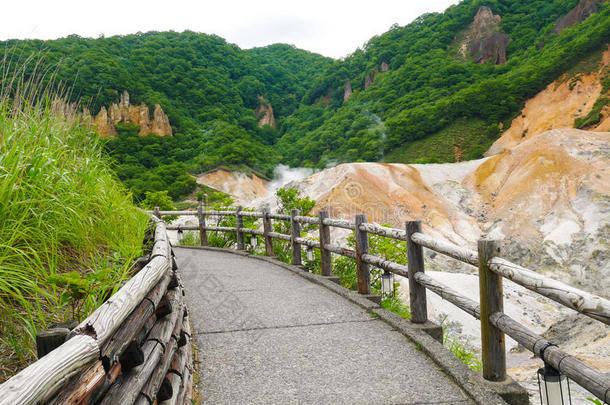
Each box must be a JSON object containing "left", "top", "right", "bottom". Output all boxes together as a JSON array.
[
  {"left": 293, "top": 215, "right": 319, "bottom": 225},
  {"left": 290, "top": 209, "right": 302, "bottom": 265},
  {"left": 238, "top": 228, "right": 264, "bottom": 236},
  {"left": 203, "top": 226, "right": 237, "bottom": 233},
  {"left": 359, "top": 223, "right": 408, "bottom": 241},
  {"left": 267, "top": 232, "right": 291, "bottom": 242},
  {"left": 490, "top": 312, "right": 610, "bottom": 403},
  {"left": 318, "top": 211, "right": 332, "bottom": 276},
  {"left": 99, "top": 289, "right": 183, "bottom": 405},
  {"left": 47, "top": 361, "right": 106, "bottom": 405},
  {"left": 166, "top": 225, "right": 199, "bottom": 231},
  {"left": 101, "top": 273, "right": 170, "bottom": 371},
  {"left": 160, "top": 345, "right": 189, "bottom": 404},
  {"left": 155, "top": 211, "right": 198, "bottom": 216},
  {"left": 478, "top": 239, "right": 505, "bottom": 382},
  {"left": 36, "top": 328, "right": 70, "bottom": 359},
  {"left": 361, "top": 254, "right": 409, "bottom": 277},
  {"left": 150, "top": 239, "right": 171, "bottom": 260},
  {"left": 489, "top": 257, "right": 610, "bottom": 325},
  {"left": 413, "top": 272, "right": 481, "bottom": 320},
  {"left": 100, "top": 340, "right": 163, "bottom": 405},
  {"left": 324, "top": 243, "right": 357, "bottom": 259},
  {"left": 262, "top": 209, "right": 274, "bottom": 256},
  {"left": 140, "top": 304, "right": 183, "bottom": 403},
  {"left": 0, "top": 335, "right": 98, "bottom": 405},
  {"left": 239, "top": 211, "right": 264, "bottom": 218},
  {"left": 159, "top": 373, "right": 181, "bottom": 405},
  {"left": 407, "top": 221, "right": 428, "bottom": 323},
  {"left": 267, "top": 213, "right": 291, "bottom": 221},
  {"left": 411, "top": 232, "right": 479, "bottom": 266},
  {"left": 354, "top": 214, "right": 371, "bottom": 295},
  {"left": 294, "top": 237, "right": 320, "bottom": 249},
  {"left": 71, "top": 253, "right": 170, "bottom": 345},
  {"left": 322, "top": 217, "right": 355, "bottom": 230}
]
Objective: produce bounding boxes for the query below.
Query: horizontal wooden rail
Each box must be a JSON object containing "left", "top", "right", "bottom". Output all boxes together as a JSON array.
[
  {"left": 167, "top": 225, "right": 199, "bottom": 231},
  {"left": 359, "top": 223, "right": 408, "bottom": 241},
  {"left": 154, "top": 210, "right": 198, "bottom": 216},
  {"left": 361, "top": 253, "right": 409, "bottom": 277},
  {"left": 322, "top": 217, "right": 355, "bottom": 230},
  {"left": 267, "top": 231, "right": 291, "bottom": 241},
  {"left": 206, "top": 226, "right": 237, "bottom": 233},
  {"left": 323, "top": 243, "right": 357, "bottom": 259},
  {"left": 411, "top": 232, "right": 479, "bottom": 266},
  {"left": 491, "top": 312, "right": 610, "bottom": 403},
  {"left": 489, "top": 257, "right": 610, "bottom": 325},
  {"left": 413, "top": 273, "right": 481, "bottom": 319},
  {"left": 267, "top": 213, "right": 291, "bottom": 221},
  {"left": 239, "top": 211, "right": 264, "bottom": 218},
  {"left": 238, "top": 227, "right": 264, "bottom": 236},
  {"left": 293, "top": 215, "right": 319, "bottom": 224},
  {"left": 294, "top": 237, "right": 320, "bottom": 249}
]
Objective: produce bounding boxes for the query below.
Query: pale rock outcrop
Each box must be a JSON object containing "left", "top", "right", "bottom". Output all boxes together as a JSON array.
[
  {"left": 364, "top": 70, "right": 376, "bottom": 89},
  {"left": 380, "top": 61, "right": 389, "bottom": 72},
  {"left": 196, "top": 169, "right": 270, "bottom": 203},
  {"left": 343, "top": 79, "right": 353, "bottom": 101},
  {"left": 554, "top": 0, "right": 607, "bottom": 33},
  {"left": 457, "top": 6, "right": 511, "bottom": 65},
  {"left": 254, "top": 95, "right": 277, "bottom": 128},
  {"left": 93, "top": 106, "right": 117, "bottom": 137},
  {"left": 92, "top": 91, "right": 172, "bottom": 137},
  {"left": 152, "top": 104, "right": 172, "bottom": 135}
]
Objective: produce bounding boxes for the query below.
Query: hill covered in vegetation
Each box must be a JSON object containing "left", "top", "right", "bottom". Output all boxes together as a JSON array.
[{"left": 2, "top": 0, "right": 609, "bottom": 201}]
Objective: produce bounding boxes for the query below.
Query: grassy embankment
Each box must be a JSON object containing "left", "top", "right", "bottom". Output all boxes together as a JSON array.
[{"left": 0, "top": 59, "right": 148, "bottom": 381}]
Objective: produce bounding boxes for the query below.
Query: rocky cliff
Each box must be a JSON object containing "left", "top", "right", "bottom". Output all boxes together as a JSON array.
[
  {"left": 196, "top": 169, "right": 270, "bottom": 203},
  {"left": 343, "top": 79, "right": 352, "bottom": 101},
  {"left": 488, "top": 45, "right": 610, "bottom": 154},
  {"left": 254, "top": 95, "right": 277, "bottom": 128},
  {"left": 554, "top": 0, "right": 607, "bottom": 33},
  {"left": 91, "top": 90, "right": 172, "bottom": 137},
  {"left": 456, "top": 6, "right": 511, "bottom": 65}
]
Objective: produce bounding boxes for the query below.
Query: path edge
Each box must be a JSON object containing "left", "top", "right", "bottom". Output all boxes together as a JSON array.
[{"left": 174, "top": 245, "right": 510, "bottom": 405}]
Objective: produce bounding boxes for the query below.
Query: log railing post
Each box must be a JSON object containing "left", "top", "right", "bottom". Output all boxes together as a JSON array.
[
  {"left": 153, "top": 206, "right": 160, "bottom": 219},
  {"left": 406, "top": 221, "right": 428, "bottom": 323},
  {"left": 318, "top": 210, "right": 332, "bottom": 276},
  {"left": 290, "top": 209, "right": 301, "bottom": 265},
  {"left": 197, "top": 204, "right": 207, "bottom": 246},
  {"left": 262, "top": 209, "right": 274, "bottom": 256},
  {"left": 236, "top": 206, "right": 244, "bottom": 250},
  {"left": 354, "top": 214, "right": 371, "bottom": 294},
  {"left": 478, "top": 239, "right": 506, "bottom": 382}
]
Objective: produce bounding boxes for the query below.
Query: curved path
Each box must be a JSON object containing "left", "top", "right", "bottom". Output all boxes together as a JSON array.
[{"left": 175, "top": 247, "right": 475, "bottom": 405}]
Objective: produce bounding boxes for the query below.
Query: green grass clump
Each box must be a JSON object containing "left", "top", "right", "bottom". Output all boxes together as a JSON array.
[
  {"left": 381, "top": 296, "right": 411, "bottom": 319},
  {"left": 0, "top": 60, "right": 148, "bottom": 379}
]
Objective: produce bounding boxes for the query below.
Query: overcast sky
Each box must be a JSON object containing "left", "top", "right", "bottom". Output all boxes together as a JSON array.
[{"left": 1, "top": 0, "right": 460, "bottom": 59}]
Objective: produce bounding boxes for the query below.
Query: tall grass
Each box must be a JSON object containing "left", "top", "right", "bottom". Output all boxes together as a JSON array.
[{"left": 0, "top": 53, "right": 148, "bottom": 380}]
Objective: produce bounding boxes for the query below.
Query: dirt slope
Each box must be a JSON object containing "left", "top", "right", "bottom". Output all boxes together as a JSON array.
[{"left": 488, "top": 46, "right": 610, "bottom": 155}]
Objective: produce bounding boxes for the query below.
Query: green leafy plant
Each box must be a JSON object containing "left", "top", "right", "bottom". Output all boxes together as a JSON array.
[{"left": 47, "top": 269, "right": 113, "bottom": 319}]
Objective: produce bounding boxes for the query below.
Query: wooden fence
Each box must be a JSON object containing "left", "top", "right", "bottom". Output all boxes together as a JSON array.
[
  {"left": 0, "top": 216, "right": 193, "bottom": 405},
  {"left": 163, "top": 206, "right": 610, "bottom": 404}
]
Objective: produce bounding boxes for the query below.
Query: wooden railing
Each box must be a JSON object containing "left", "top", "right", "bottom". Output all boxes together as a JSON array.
[
  {"left": 163, "top": 207, "right": 610, "bottom": 404},
  {"left": 0, "top": 217, "right": 193, "bottom": 405}
]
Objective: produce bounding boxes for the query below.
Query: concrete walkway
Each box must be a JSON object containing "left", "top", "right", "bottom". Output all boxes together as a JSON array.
[{"left": 175, "top": 247, "right": 475, "bottom": 405}]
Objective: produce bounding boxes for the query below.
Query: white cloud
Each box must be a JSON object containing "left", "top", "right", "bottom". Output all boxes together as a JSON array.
[{"left": 1, "top": 0, "right": 460, "bottom": 58}]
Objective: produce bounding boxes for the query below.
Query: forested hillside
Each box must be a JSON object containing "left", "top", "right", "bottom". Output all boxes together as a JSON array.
[{"left": 2, "top": 0, "right": 609, "bottom": 200}]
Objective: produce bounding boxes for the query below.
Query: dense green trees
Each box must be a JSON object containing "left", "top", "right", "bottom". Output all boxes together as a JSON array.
[{"left": 3, "top": 0, "right": 609, "bottom": 200}]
